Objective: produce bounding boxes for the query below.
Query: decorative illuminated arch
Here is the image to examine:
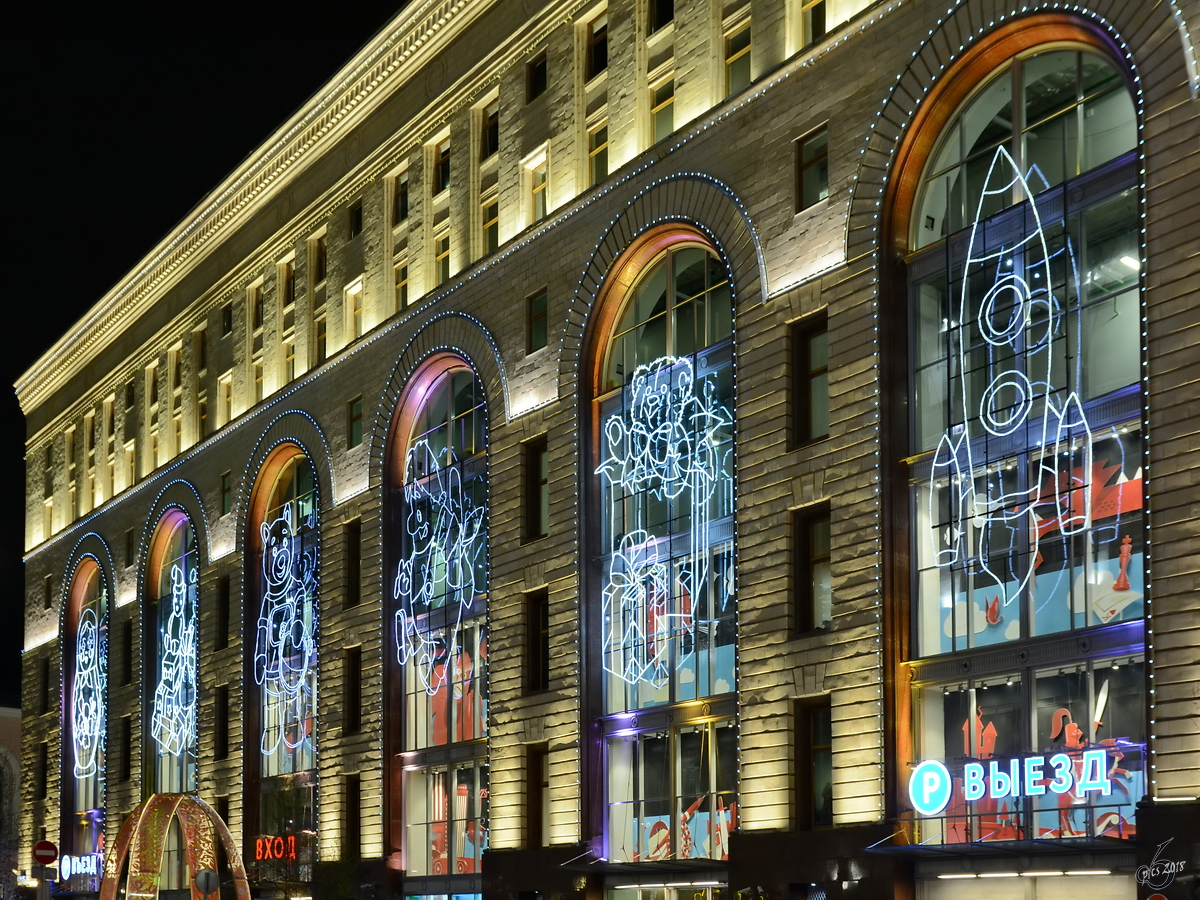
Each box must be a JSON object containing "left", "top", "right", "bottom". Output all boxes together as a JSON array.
[{"left": 99, "top": 794, "right": 250, "bottom": 900}]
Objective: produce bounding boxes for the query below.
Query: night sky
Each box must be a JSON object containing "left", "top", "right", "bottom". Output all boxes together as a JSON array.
[{"left": 3, "top": 2, "right": 409, "bottom": 706}]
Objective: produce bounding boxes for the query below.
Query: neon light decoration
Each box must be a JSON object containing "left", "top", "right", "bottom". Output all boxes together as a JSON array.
[
  {"left": 598, "top": 355, "right": 733, "bottom": 689},
  {"left": 72, "top": 603, "right": 106, "bottom": 777},
  {"left": 254, "top": 503, "right": 318, "bottom": 757},
  {"left": 394, "top": 439, "right": 487, "bottom": 696},
  {"left": 151, "top": 564, "right": 198, "bottom": 756}
]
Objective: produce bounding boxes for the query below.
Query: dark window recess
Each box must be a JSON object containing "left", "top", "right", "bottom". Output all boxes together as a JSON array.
[
  {"left": 126, "top": 528, "right": 137, "bottom": 567},
  {"left": 217, "top": 795, "right": 230, "bottom": 826},
  {"left": 345, "top": 519, "right": 362, "bottom": 608},
  {"left": 41, "top": 657, "right": 53, "bottom": 714},
  {"left": 796, "top": 697, "right": 833, "bottom": 829},
  {"left": 217, "top": 576, "right": 231, "bottom": 650},
  {"left": 314, "top": 236, "right": 328, "bottom": 283},
  {"left": 435, "top": 141, "right": 451, "bottom": 194},
  {"left": 125, "top": 380, "right": 136, "bottom": 411},
  {"left": 196, "top": 330, "right": 208, "bottom": 371},
  {"left": 43, "top": 573, "right": 53, "bottom": 609},
  {"left": 481, "top": 103, "right": 499, "bottom": 159},
  {"left": 221, "top": 303, "right": 233, "bottom": 336},
  {"left": 215, "top": 686, "right": 229, "bottom": 759},
  {"left": 796, "top": 127, "right": 830, "bottom": 210},
  {"left": 345, "top": 774, "right": 362, "bottom": 858},
  {"left": 525, "top": 437, "right": 549, "bottom": 541},
  {"left": 122, "top": 620, "right": 134, "bottom": 685},
  {"left": 648, "top": 0, "right": 673, "bottom": 32},
  {"left": 393, "top": 176, "right": 409, "bottom": 224},
  {"left": 794, "top": 505, "right": 832, "bottom": 632},
  {"left": 221, "top": 472, "right": 233, "bottom": 516},
  {"left": 587, "top": 13, "right": 608, "bottom": 79},
  {"left": 38, "top": 742, "right": 49, "bottom": 798},
  {"left": 281, "top": 262, "right": 295, "bottom": 308},
  {"left": 120, "top": 717, "right": 132, "bottom": 781},
  {"left": 792, "top": 313, "right": 829, "bottom": 443},
  {"left": 344, "top": 647, "right": 362, "bottom": 734},
  {"left": 801, "top": 0, "right": 827, "bottom": 46},
  {"left": 525, "top": 588, "right": 550, "bottom": 693},
  {"left": 526, "top": 743, "right": 549, "bottom": 848},
  {"left": 527, "top": 290, "right": 548, "bottom": 353},
  {"left": 349, "top": 201, "right": 363, "bottom": 238},
  {"left": 527, "top": 52, "right": 548, "bottom": 101},
  {"left": 347, "top": 397, "right": 363, "bottom": 449}
]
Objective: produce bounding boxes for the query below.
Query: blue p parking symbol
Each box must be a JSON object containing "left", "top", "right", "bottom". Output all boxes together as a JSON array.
[{"left": 909, "top": 760, "right": 953, "bottom": 816}]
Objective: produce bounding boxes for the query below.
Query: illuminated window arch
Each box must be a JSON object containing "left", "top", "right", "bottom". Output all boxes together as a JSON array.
[
  {"left": 147, "top": 510, "right": 198, "bottom": 794},
  {"left": 591, "top": 229, "right": 737, "bottom": 863},
  {"left": 388, "top": 355, "right": 489, "bottom": 878},
  {"left": 246, "top": 446, "right": 319, "bottom": 882},
  {"left": 62, "top": 556, "right": 107, "bottom": 883},
  {"left": 895, "top": 29, "right": 1144, "bottom": 845}
]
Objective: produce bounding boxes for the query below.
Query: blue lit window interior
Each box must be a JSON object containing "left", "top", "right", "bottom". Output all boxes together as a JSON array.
[
  {"left": 909, "top": 48, "right": 1142, "bottom": 657},
  {"left": 66, "top": 558, "right": 106, "bottom": 881},
  {"left": 254, "top": 454, "right": 318, "bottom": 880},
  {"left": 394, "top": 365, "right": 489, "bottom": 876},
  {"left": 598, "top": 243, "right": 736, "bottom": 863},
  {"left": 150, "top": 513, "right": 198, "bottom": 793}
]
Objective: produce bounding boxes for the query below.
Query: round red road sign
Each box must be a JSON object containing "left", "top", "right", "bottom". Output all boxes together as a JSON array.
[{"left": 32, "top": 840, "right": 57, "bottom": 865}]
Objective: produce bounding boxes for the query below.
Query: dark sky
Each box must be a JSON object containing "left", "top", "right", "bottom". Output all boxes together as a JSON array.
[{"left": 3, "top": 2, "right": 409, "bottom": 706}]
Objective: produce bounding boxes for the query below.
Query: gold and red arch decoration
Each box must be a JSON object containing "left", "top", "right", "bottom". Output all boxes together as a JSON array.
[{"left": 100, "top": 794, "right": 250, "bottom": 900}]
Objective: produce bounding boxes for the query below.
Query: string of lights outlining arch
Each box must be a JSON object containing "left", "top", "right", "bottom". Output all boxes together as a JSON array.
[
  {"left": 393, "top": 439, "right": 487, "bottom": 695},
  {"left": 150, "top": 563, "right": 198, "bottom": 756},
  {"left": 254, "top": 502, "right": 319, "bottom": 755},
  {"left": 598, "top": 355, "right": 733, "bottom": 687}
]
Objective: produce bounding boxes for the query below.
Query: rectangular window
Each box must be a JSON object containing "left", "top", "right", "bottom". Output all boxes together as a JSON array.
[
  {"left": 195, "top": 328, "right": 208, "bottom": 373},
  {"left": 792, "top": 313, "right": 829, "bottom": 442},
  {"left": 215, "top": 686, "right": 230, "bottom": 759},
  {"left": 648, "top": 0, "right": 673, "bottom": 32},
  {"left": 221, "top": 303, "right": 233, "bottom": 336},
  {"left": 588, "top": 123, "right": 609, "bottom": 186},
  {"left": 148, "top": 363, "right": 159, "bottom": 407},
  {"left": 280, "top": 260, "right": 296, "bottom": 308},
  {"left": 344, "top": 647, "right": 362, "bottom": 734},
  {"left": 120, "top": 716, "right": 132, "bottom": 782},
  {"left": 481, "top": 200, "right": 499, "bottom": 255},
  {"left": 347, "top": 397, "right": 363, "bottom": 449},
  {"left": 798, "top": 0, "right": 826, "bottom": 47},
  {"left": 198, "top": 392, "right": 208, "bottom": 439},
  {"left": 392, "top": 172, "right": 409, "bottom": 225},
  {"left": 251, "top": 285, "right": 264, "bottom": 332},
  {"left": 345, "top": 519, "right": 362, "bottom": 608},
  {"left": 220, "top": 472, "right": 233, "bottom": 516},
  {"left": 795, "top": 697, "right": 833, "bottom": 829},
  {"left": 314, "top": 314, "right": 328, "bottom": 364},
  {"left": 587, "top": 12, "right": 608, "bottom": 79},
  {"left": 525, "top": 436, "right": 549, "bottom": 541},
  {"left": 41, "top": 657, "right": 52, "bottom": 714},
  {"left": 346, "top": 280, "right": 365, "bottom": 339},
  {"left": 527, "top": 290, "right": 548, "bottom": 353},
  {"left": 480, "top": 100, "right": 499, "bottom": 160},
  {"left": 125, "top": 528, "right": 137, "bottom": 568},
  {"left": 530, "top": 160, "right": 549, "bottom": 222},
  {"left": 794, "top": 505, "right": 832, "bottom": 632},
  {"left": 217, "top": 575, "right": 230, "bottom": 650},
  {"left": 123, "top": 440, "right": 136, "bottom": 488},
  {"left": 38, "top": 743, "right": 49, "bottom": 798},
  {"left": 218, "top": 373, "right": 233, "bottom": 426},
  {"left": 125, "top": 380, "right": 136, "bottom": 412},
  {"left": 796, "top": 127, "right": 830, "bottom": 210},
  {"left": 435, "top": 232, "right": 451, "bottom": 286},
  {"left": 526, "top": 743, "right": 550, "bottom": 848},
  {"left": 345, "top": 774, "right": 362, "bottom": 859},
  {"left": 252, "top": 355, "right": 264, "bottom": 403},
  {"left": 349, "top": 200, "right": 363, "bottom": 238},
  {"left": 651, "top": 78, "right": 675, "bottom": 144},
  {"left": 527, "top": 51, "right": 548, "bottom": 102},
  {"left": 394, "top": 262, "right": 409, "bottom": 310},
  {"left": 282, "top": 340, "right": 296, "bottom": 384},
  {"left": 313, "top": 234, "right": 328, "bottom": 283},
  {"left": 726, "top": 24, "right": 752, "bottom": 96},
  {"left": 43, "top": 573, "right": 53, "bottom": 609},
  {"left": 525, "top": 589, "right": 550, "bottom": 693},
  {"left": 122, "top": 620, "right": 134, "bottom": 685},
  {"left": 434, "top": 139, "right": 451, "bottom": 194}
]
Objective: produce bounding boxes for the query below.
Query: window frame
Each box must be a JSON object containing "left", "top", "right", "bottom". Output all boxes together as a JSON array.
[
  {"left": 526, "top": 51, "right": 548, "bottom": 102},
  {"left": 795, "top": 126, "right": 830, "bottom": 212},
  {"left": 793, "top": 503, "right": 832, "bottom": 633},
  {"left": 791, "top": 311, "right": 830, "bottom": 445}
]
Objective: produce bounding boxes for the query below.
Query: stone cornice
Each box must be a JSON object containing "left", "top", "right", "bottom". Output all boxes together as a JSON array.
[{"left": 15, "top": 0, "right": 477, "bottom": 415}]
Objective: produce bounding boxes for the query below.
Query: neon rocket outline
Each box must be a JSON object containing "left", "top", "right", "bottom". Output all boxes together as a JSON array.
[
  {"left": 598, "top": 355, "right": 733, "bottom": 687},
  {"left": 930, "top": 146, "right": 1092, "bottom": 614}
]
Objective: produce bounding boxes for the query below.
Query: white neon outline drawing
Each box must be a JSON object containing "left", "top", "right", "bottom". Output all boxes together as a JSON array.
[
  {"left": 71, "top": 602, "right": 106, "bottom": 777},
  {"left": 598, "top": 355, "right": 732, "bottom": 687},
  {"left": 254, "top": 504, "right": 318, "bottom": 756},
  {"left": 394, "top": 439, "right": 487, "bottom": 696},
  {"left": 929, "top": 146, "right": 1093, "bottom": 620},
  {"left": 150, "top": 564, "right": 197, "bottom": 756}
]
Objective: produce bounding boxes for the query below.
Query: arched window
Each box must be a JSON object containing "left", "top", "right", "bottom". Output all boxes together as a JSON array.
[
  {"left": 390, "top": 360, "right": 488, "bottom": 878},
  {"left": 147, "top": 510, "right": 198, "bottom": 793},
  {"left": 902, "top": 40, "right": 1144, "bottom": 844},
  {"left": 593, "top": 236, "right": 736, "bottom": 863},
  {"left": 248, "top": 450, "right": 318, "bottom": 883},
  {"left": 62, "top": 557, "right": 107, "bottom": 887}
]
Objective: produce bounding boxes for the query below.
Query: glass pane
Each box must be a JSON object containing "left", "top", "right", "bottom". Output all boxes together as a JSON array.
[
  {"left": 674, "top": 246, "right": 707, "bottom": 300},
  {"left": 1083, "top": 88, "right": 1136, "bottom": 170},
  {"left": 1024, "top": 108, "right": 1078, "bottom": 189},
  {"left": 809, "top": 372, "right": 829, "bottom": 437},
  {"left": 1024, "top": 50, "right": 1078, "bottom": 125},
  {"left": 961, "top": 71, "right": 1013, "bottom": 161}
]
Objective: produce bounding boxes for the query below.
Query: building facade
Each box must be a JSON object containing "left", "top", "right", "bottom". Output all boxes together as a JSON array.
[{"left": 19, "top": 1, "right": 1199, "bottom": 899}]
